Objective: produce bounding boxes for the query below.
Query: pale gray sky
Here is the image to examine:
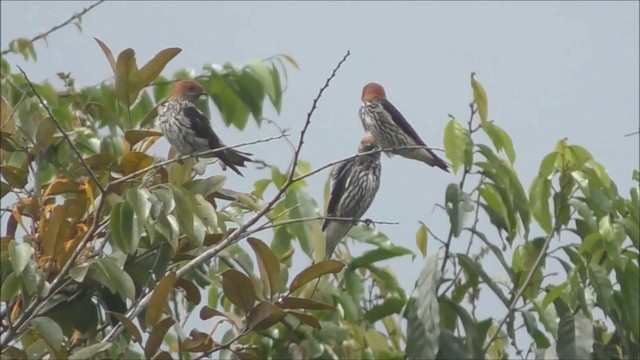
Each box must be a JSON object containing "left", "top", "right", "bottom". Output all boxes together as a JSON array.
[{"left": 2, "top": 0, "right": 639, "bottom": 352}]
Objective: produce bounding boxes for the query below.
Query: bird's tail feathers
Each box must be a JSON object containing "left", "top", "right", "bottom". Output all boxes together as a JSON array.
[{"left": 323, "top": 221, "right": 352, "bottom": 259}]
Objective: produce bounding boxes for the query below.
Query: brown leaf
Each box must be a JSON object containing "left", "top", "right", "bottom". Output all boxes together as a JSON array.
[
  {"left": 83, "top": 154, "right": 114, "bottom": 171},
  {"left": 145, "top": 272, "right": 176, "bottom": 327},
  {"left": 289, "top": 260, "right": 345, "bottom": 293},
  {"left": 44, "top": 178, "right": 80, "bottom": 197},
  {"left": 221, "top": 269, "right": 256, "bottom": 314},
  {"left": 41, "top": 205, "right": 69, "bottom": 259},
  {"left": 199, "top": 305, "right": 228, "bottom": 320},
  {"left": 276, "top": 297, "right": 333, "bottom": 311},
  {"left": 176, "top": 278, "right": 201, "bottom": 304},
  {"left": 288, "top": 310, "right": 321, "bottom": 329},
  {"left": 107, "top": 311, "right": 142, "bottom": 343},
  {"left": 94, "top": 38, "right": 116, "bottom": 73},
  {"left": 124, "top": 129, "right": 163, "bottom": 148},
  {"left": 247, "top": 237, "right": 282, "bottom": 298},
  {"left": 182, "top": 329, "right": 214, "bottom": 353},
  {"left": 144, "top": 317, "right": 175, "bottom": 359},
  {"left": 246, "top": 301, "right": 287, "bottom": 331}
]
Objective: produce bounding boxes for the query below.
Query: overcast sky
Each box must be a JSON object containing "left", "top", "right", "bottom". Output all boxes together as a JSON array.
[{"left": 2, "top": 0, "right": 639, "bottom": 351}]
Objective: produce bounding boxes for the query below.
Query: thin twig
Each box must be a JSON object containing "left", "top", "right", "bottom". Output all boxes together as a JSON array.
[
  {"left": 1, "top": 1, "right": 106, "bottom": 56},
  {"left": 250, "top": 215, "right": 398, "bottom": 234},
  {"left": 483, "top": 222, "right": 557, "bottom": 351},
  {"left": 100, "top": 51, "right": 352, "bottom": 344},
  {"left": 109, "top": 134, "right": 288, "bottom": 186},
  {"left": 17, "top": 66, "right": 106, "bottom": 194}
]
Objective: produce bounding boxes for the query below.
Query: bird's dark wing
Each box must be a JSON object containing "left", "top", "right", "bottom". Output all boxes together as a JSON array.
[
  {"left": 183, "top": 106, "right": 252, "bottom": 176},
  {"left": 380, "top": 98, "right": 448, "bottom": 169},
  {"left": 323, "top": 158, "right": 355, "bottom": 231},
  {"left": 380, "top": 99, "right": 426, "bottom": 146}
]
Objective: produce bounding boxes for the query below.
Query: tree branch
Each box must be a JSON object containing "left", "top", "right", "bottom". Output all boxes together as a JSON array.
[
  {"left": 109, "top": 133, "right": 288, "bottom": 186},
  {"left": 1, "top": 1, "right": 106, "bottom": 56},
  {"left": 17, "top": 66, "right": 106, "bottom": 194},
  {"left": 100, "top": 50, "right": 352, "bottom": 344}
]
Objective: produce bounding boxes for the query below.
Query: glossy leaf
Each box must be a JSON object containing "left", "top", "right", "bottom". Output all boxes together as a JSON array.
[
  {"left": 144, "top": 317, "right": 175, "bottom": 359},
  {"left": 277, "top": 297, "right": 333, "bottom": 310},
  {"left": 289, "top": 260, "right": 344, "bottom": 293},
  {"left": 109, "top": 201, "right": 141, "bottom": 254},
  {"left": 246, "top": 301, "right": 287, "bottom": 331},
  {"left": 406, "top": 254, "right": 440, "bottom": 359},
  {"left": 107, "top": 311, "right": 142, "bottom": 343},
  {"left": 248, "top": 237, "right": 283, "bottom": 297},
  {"left": 471, "top": 73, "right": 488, "bottom": 125},
  {"left": 221, "top": 269, "right": 257, "bottom": 314},
  {"left": 176, "top": 278, "right": 202, "bottom": 305},
  {"left": 415, "top": 222, "right": 428, "bottom": 257},
  {"left": 138, "top": 48, "right": 182, "bottom": 86},
  {"left": 443, "top": 118, "right": 471, "bottom": 173},
  {"left": 9, "top": 240, "right": 34, "bottom": 274},
  {"left": 146, "top": 272, "right": 177, "bottom": 327}
]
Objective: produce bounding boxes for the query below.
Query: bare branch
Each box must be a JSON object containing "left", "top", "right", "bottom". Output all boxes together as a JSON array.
[
  {"left": 17, "top": 66, "right": 106, "bottom": 194},
  {"left": 250, "top": 215, "right": 398, "bottom": 234},
  {"left": 1, "top": 1, "right": 106, "bottom": 56},
  {"left": 109, "top": 133, "right": 288, "bottom": 186},
  {"left": 100, "top": 50, "right": 352, "bottom": 344}
]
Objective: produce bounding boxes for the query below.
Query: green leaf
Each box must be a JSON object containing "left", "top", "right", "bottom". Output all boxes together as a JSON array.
[
  {"left": 479, "top": 183, "right": 509, "bottom": 231},
  {"left": 109, "top": 201, "right": 141, "bottom": 254},
  {"left": 235, "top": 69, "right": 265, "bottom": 122},
  {"left": 617, "top": 262, "right": 639, "bottom": 339},
  {"left": 445, "top": 183, "right": 465, "bottom": 237},
  {"left": 484, "top": 122, "right": 516, "bottom": 164},
  {"left": 555, "top": 299, "right": 593, "bottom": 360},
  {"left": 364, "top": 296, "right": 405, "bottom": 323},
  {"left": 69, "top": 342, "right": 111, "bottom": 360},
  {"left": 207, "top": 73, "right": 251, "bottom": 130},
  {"left": 588, "top": 264, "right": 613, "bottom": 313},
  {"left": 32, "top": 317, "right": 64, "bottom": 351},
  {"left": 269, "top": 64, "right": 283, "bottom": 114},
  {"left": 443, "top": 119, "right": 471, "bottom": 174},
  {"left": 523, "top": 311, "right": 551, "bottom": 348},
  {"left": 415, "top": 222, "right": 428, "bottom": 257},
  {"left": 530, "top": 176, "right": 552, "bottom": 233},
  {"left": 9, "top": 240, "right": 34, "bottom": 274},
  {"left": 1, "top": 272, "right": 21, "bottom": 301},
  {"left": 405, "top": 254, "right": 440, "bottom": 359},
  {"left": 471, "top": 73, "right": 488, "bottom": 125},
  {"left": 170, "top": 185, "right": 202, "bottom": 246},
  {"left": 348, "top": 246, "right": 413, "bottom": 269},
  {"left": 457, "top": 254, "right": 510, "bottom": 307},
  {"left": 89, "top": 257, "right": 135, "bottom": 301},
  {"left": 247, "top": 60, "right": 276, "bottom": 100}
]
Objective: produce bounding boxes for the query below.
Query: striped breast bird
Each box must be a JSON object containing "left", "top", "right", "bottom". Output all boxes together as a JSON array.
[
  {"left": 359, "top": 82, "right": 449, "bottom": 172},
  {"left": 323, "top": 134, "right": 381, "bottom": 259},
  {"left": 157, "top": 80, "right": 252, "bottom": 176}
]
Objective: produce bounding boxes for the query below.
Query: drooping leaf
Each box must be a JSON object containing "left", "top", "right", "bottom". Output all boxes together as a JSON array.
[
  {"left": 246, "top": 300, "right": 287, "bottom": 331},
  {"left": 471, "top": 72, "right": 488, "bottom": 125},
  {"left": 145, "top": 272, "right": 177, "bottom": 327},
  {"left": 109, "top": 201, "right": 141, "bottom": 254},
  {"left": 144, "top": 317, "right": 175, "bottom": 359},
  {"left": 247, "top": 237, "right": 283, "bottom": 298},
  {"left": 221, "top": 269, "right": 257, "bottom": 314},
  {"left": 289, "top": 260, "right": 344, "bottom": 293},
  {"left": 107, "top": 311, "right": 142, "bottom": 343},
  {"left": 415, "top": 222, "right": 428, "bottom": 258},
  {"left": 406, "top": 254, "right": 440, "bottom": 359},
  {"left": 443, "top": 118, "right": 472, "bottom": 173}
]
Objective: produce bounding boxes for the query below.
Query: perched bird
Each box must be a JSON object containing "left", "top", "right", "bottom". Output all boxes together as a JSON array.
[
  {"left": 157, "top": 80, "right": 252, "bottom": 176},
  {"left": 359, "top": 82, "right": 449, "bottom": 172},
  {"left": 323, "top": 134, "right": 381, "bottom": 259}
]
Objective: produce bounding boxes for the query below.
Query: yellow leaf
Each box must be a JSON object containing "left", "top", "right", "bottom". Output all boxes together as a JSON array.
[
  {"left": 124, "top": 129, "right": 163, "bottom": 148},
  {"left": 471, "top": 72, "right": 489, "bottom": 126},
  {"left": 415, "top": 222, "right": 428, "bottom": 257},
  {"left": 138, "top": 48, "right": 182, "bottom": 86},
  {"left": 120, "top": 152, "right": 154, "bottom": 176}
]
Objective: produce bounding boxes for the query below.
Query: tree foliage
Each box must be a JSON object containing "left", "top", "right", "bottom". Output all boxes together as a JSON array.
[{"left": 1, "top": 7, "right": 638, "bottom": 360}]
